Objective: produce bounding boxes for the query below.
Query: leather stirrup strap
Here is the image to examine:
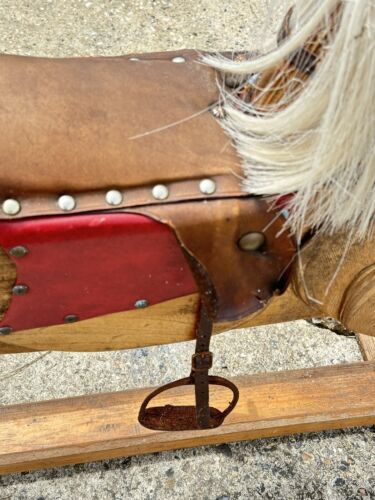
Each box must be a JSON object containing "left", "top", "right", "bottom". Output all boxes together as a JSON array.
[
  {"left": 191, "top": 302, "right": 213, "bottom": 428},
  {"left": 138, "top": 302, "right": 239, "bottom": 431}
]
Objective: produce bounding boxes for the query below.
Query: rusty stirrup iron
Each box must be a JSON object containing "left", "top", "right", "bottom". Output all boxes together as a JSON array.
[{"left": 138, "top": 302, "right": 239, "bottom": 431}]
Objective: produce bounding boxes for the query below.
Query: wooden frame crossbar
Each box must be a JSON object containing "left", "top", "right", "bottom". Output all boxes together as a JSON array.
[{"left": 0, "top": 334, "right": 374, "bottom": 475}]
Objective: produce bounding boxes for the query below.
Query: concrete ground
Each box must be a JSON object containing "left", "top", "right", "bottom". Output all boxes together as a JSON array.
[{"left": 0, "top": 1, "right": 374, "bottom": 499}]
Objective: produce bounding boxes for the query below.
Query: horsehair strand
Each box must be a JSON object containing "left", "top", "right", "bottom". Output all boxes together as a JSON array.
[{"left": 205, "top": 0, "right": 375, "bottom": 243}]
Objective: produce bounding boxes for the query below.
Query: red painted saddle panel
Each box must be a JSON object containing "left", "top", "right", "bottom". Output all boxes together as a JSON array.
[{"left": 0, "top": 213, "right": 197, "bottom": 332}]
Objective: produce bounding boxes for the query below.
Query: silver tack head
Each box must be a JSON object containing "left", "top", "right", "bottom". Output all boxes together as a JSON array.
[
  {"left": 152, "top": 184, "right": 169, "bottom": 201},
  {"left": 199, "top": 179, "right": 216, "bottom": 195},
  {"left": 9, "top": 245, "right": 29, "bottom": 258},
  {"left": 0, "top": 326, "right": 12, "bottom": 335},
  {"left": 172, "top": 56, "right": 186, "bottom": 63},
  {"left": 238, "top": 232, "right": 266, "bottom": 252},
  {"left": 134, "top": 299, "right": 149, "bottom": 309},
  {"left": 2, "top": 199, "right": 21, "bottom": 216},
  {"left": 12, "top": 284, "right": 29, "bottom": 296},
  {"left": 105, "top": 190, "right": 123, "bottom": 206},
  {"left": 58, "top": 194, "right": 76, "bottom": 212},
  {"left": 64, "top": 314, "right": 79, "bottom": 323}
]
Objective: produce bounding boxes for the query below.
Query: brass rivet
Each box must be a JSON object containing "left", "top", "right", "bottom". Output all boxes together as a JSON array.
[
  {"left": 9, "top": 245, "right": 29, "bottom": 258},
  {"left": 12, "top": 284, "right": 29, "bottom": 296},
  {"left": 0, "top": 326, "right": 12, "bottom": 335},
  {"left": 238, "top": 232, "right": 266, "bottom": 252},
  {"left": 64, "top": 314, "right": 79, "bottom": 323},
  {"left": 2, "top": 199, "right": 21, "bottom": 216}
]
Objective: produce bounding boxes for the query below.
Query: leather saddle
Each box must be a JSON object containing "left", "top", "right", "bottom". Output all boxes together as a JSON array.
[
  {"left": 0, "top": 50, "right": 295, "bottom": 431},
  {"left": 0, "top": 49, "right": 241, "bottom": 213}
]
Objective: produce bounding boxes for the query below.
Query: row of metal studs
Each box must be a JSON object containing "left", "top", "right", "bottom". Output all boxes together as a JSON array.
[{"left": 0, "top": 179, "right": 217, "bottom": 216}]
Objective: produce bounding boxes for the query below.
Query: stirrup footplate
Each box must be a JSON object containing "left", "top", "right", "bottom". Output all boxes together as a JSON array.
[{"left": 138, "top": 375, "right": 239, "bottom": 431}]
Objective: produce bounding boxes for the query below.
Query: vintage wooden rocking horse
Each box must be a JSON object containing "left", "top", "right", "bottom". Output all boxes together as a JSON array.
[{"left": 0, "top": 0, "right": 374, "bottom": 473}]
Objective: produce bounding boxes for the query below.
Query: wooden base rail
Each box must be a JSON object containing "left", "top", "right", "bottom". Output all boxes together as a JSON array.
[{"left": 0, "top": 334, "right": 374, "bottom": 475}]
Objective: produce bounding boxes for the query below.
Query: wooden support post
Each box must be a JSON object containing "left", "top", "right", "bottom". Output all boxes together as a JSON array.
[
  {"left": 0, "top": 361, "right": 374, "bottom": 475},
  {"left": 357, "top": 334, "right": 375, "bottom": 361}
]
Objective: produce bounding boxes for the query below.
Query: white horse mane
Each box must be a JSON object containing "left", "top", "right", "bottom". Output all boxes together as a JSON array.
[{"left": 205, "top": 0, "right": 375, "bottom": 244}]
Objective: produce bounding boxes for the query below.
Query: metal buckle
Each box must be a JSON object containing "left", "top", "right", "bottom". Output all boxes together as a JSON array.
[{"left": 191, "top": 351, "right": 213, "bottom": 371}]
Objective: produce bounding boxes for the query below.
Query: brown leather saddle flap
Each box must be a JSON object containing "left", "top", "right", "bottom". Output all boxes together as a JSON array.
[{"left": 0, "top": 50, "right": 240, "bottom": 197}]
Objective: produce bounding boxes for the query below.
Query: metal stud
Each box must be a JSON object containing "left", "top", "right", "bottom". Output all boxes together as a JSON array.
[
  {"left": 129, "top": 57, "right": 140, "bottom": 61},
  {"left": 12, "top": 284, "right": 29, "bottom": 296},
  {"left": 64, "top": 314, "right": 79, "bottom": 323},
  {"left": 238, "top": 232, "right": 266, "bottom": 252},
  {"left": 105, "top": 189, "right": 123, "bottom": 206},
  {"left": 172, "top": 56, "right": 186, "bottom": 63},
  {"left": 2, "top": 199, "right": 21, "bottom": 216},
  {"left": 0, "top": 326, "right": 12, "bottom": 335},
  {"left": 57, "top": 194, "right": 76, "bottom": 212},
  {"left": 134, "top": 299, "right": 149, "bottom": 309},
  {"left": 199, "top": 179, "right": 216, "bottom": 195},
  {"left": 9, "top": 245, "right": 29, "bottom": 258},
  {"left": 152, "top": 184, "right": 169, "bottom": 201}
]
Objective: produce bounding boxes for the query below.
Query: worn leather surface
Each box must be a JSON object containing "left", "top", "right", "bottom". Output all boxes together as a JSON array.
[
  {"left": 136, "top": 197, "right": 296, "bottom": 322},
  {"left": 0, "top": 49, "right": 240, "bottom": 197}
]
